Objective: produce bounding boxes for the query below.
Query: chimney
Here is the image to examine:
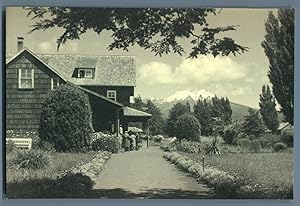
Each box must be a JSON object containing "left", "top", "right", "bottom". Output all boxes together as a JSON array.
[{"left": 17, "top": 37, "right": 24, "bottom": 52}]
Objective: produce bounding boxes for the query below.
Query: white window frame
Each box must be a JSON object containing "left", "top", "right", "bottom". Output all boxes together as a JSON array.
[
  {"left": 51, "top": 78, "right": 60, "bottom": 90},
  {"left": 107, "top": 90, "right": 117, "bottom": 101},
  {"left": 18, "top": 68, "right": 34, "bottom": 89},
  {"left": 78, "top": 68, "right": 93, "bottom": 78}
]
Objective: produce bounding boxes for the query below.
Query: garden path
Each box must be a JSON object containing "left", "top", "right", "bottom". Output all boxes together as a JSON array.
[{"left": 91, "top": 146, "right": 213, "bottom": 198}]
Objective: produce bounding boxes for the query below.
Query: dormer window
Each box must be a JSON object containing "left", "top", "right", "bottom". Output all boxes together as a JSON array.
[{"left": 78, "top": 68, "right": 93, "bottom": 78}]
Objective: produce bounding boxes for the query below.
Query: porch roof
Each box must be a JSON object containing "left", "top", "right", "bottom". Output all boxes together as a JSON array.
[{"left": 123, "top": 106, "right": 152, "bottom": 117}]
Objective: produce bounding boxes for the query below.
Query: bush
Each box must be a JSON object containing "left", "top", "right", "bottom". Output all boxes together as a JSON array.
[
  {"left": 204, "top": 137, "right": 221, "bottom": 155},
  {"left": 6, "top": 140, "right": 15, "bottom": 153},
  {"left": 281, "top": 134, "right": 293, "bottom": 147},
  {"left": 39, "top": 84, "right": 94, "bottom": 152},
  {"left": 249, "top": 141, "right": 262, "bottom": 153},
  {"left": 56, "top": 172, "right": 95, "bottom": 194},
  {"left": 257, "top": 133, "right": 281, "bottom": 148},
  {"left": 176, "top": 140, "right": 202, "bottom": 153},
  {"left": 273, "top": 142, "right": 287, "bottom": 152},
  {"left": 153, "top": 135, "right": 164, "bottom": 142},
  {"left": 91, "top": 133, "right": 120, "bottom": 153},
  {"left": 236, "top": 138, "right": 252, "bottom": 148},
  {"left": 175, "top": 113, "right": 201, "bottom": 142},
  {"left": 222, "top": 122, "right": 243, "bottom": 144},
  {"left": 10, "top": 149, "right": 51, "bottom": 170}
]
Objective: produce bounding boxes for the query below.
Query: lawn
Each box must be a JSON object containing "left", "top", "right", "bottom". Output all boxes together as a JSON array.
[
  {"left": 6, "top": 151, "right": 97, "bottom": 183},
  {"left": 180, "top": 150, "right": 293, "bottom": 197}
]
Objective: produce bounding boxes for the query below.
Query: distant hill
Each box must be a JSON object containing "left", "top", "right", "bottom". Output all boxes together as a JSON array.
[{"left": 148, "top": 89, "right": 255, "bottom": 122}]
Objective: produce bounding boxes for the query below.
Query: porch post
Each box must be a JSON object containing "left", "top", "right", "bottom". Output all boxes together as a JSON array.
[{"left": 116, "top": 107, "right": 120, "bottom": 137}]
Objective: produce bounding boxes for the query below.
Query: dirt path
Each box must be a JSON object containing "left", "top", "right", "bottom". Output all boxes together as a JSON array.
[{"left": 91, "top": 147, "right": 213, "bottom": 199}]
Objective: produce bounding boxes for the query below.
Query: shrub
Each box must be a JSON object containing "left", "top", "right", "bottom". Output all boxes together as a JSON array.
[
  {"left": 249, "top": 141, "right": 262, "bottom": 153},
  {"left": 236, "top": 138, "right": 252, "bottom": 148},
  {"left": 222, "top": 122, "right": 243, "bottom": 144},
  {"left": 176, "top": 140, "right": 202, "bottom": 153},
  {"left": 160, "top": 141, "right": 177, "bottom": 152},
  {"left": 205, "top": 137, "right": 221, "bottom": 155},
  {"left": 175, "top": 113, "right": 201, "bottom": 142},
  {"left": 39, "top": 84, "right": 94, "bottom": 152},
  {"left": 91, "top": 133, "right": 120, "bottom": 153},
  {"left": 56, "top": 172, "right": 95, "bottom": 194},
  {"left": 6, "top": 140, "right": 15, "bottom": 153},
  {"left": 10, "top": 149, "right": 51, "bottom": 170},
  {"left": 153, "top": 135, "right": 164, "bottom": 142},
  {"left": 257, "top": 133, "right": 281, "bottom": 148},
  {"left": 281, "top": 133, "right": 293, "bottom": 147},
  {"left": 273, "top": 142, "right": 287, "bottom": 152}
]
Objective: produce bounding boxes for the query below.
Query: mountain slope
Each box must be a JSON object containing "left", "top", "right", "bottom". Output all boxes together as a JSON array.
[{"left": 149, "top": 89, "right": 254, "bottom": 122}]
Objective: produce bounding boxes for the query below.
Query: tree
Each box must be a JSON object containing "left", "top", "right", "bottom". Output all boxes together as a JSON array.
[
  {"left": 145, "top": 100, "right": 164, "bottom": 135},
  {"left": 193, "top": 96, "right": 232, "bottom": 136},
  {"left": 26, "top": 7, "right": 248, "bottom": 58},
  {"left": 242, "top": 108, "right": 265, "bottom": 138},
  {"left": 259, "top": 85, "right": 279, "bottom": 133},
  {"left": 193, "top": 99, "right": 213, "bottom": 136},
  {"left": 261, "top": 9, "right": 294, "bottom": 125},
  {"left": 165, "top": 102, "right": 190, "bottom": 136},
  {"left": 175, "top": 113, "right": 201, "bottom": 142},
  {"left": 130, "top": 95, "right": 147, "bottom": 111},
  {"left": 39, "top": 84, "right": 93, "bottom": 152}
]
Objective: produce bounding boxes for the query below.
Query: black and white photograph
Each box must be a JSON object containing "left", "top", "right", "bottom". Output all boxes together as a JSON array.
[{"left": 4, "top": 7, "right": 294, "bottom": 199}]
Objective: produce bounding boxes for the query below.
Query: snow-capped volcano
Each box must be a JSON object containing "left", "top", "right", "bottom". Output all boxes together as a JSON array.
[
  {"left": 162, "top": 89, "right": 215, "bottom": 103},
  {"left": 148, "top": 89, "right": 253, "bottom": 121}
]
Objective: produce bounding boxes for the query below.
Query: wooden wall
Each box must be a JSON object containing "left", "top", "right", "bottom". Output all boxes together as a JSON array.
[
  {"left": 6, "top": 51, "right": 64, "bottom": 132},
  {"left": 83, "top": 85, "right": 134, "bottom": 106}
]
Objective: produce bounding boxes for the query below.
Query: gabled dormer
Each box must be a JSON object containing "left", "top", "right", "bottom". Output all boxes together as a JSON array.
[{"left": 72, "top": 68, "right": 95, "bottom": 79}]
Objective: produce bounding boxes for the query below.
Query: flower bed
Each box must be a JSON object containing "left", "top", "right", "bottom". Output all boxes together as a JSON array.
[
  {"left": 163, "top": 152, "right": 292, "bottom": 199},
  {"left": 60, "top": 151, "right": 112, "bottom": 181}
]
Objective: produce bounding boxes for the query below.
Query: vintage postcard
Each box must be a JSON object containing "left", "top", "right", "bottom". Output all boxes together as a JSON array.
[{"left": 4, "top": 7, "right": 294, "bottom": 199}]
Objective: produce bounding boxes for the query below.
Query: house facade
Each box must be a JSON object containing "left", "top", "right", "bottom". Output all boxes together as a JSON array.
[{"left": 6, "top": 39, "right": 151, "bottom": 135}]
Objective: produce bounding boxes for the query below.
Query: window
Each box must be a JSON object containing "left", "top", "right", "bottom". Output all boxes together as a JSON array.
[
  {"left": 18, "top": 68, "right": 34, "bottom": 89},
  {"left": 51, "top": 78, "right": 60, "bottom": 90},
  {"left": 107, "top": 90, "right": 117, "bottom": 101},
  {"left": 78, "top": 69, "right": 93, "bottom": 78}
]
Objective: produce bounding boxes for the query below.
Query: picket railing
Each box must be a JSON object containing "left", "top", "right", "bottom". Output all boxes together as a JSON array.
[{"left": 6, "top": 138, "right": 32, "bottom": 150}]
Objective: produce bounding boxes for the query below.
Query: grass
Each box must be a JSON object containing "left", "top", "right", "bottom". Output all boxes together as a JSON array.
[
  {"left": 6, "top": 150, "right": 97, "bottom": 183},
  {"left": 180, "top": 150, "right": 293, "bottom": 197}
]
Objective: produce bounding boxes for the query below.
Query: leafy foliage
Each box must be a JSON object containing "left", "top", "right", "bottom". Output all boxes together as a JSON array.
[
  {"left": 165, "top": 102, "right": 191, "bottom": 137},
  {"left": 145, "top": 100, "right": 165, "bottom": 135},
  {"left": 273, "top": 142, "right": 287, "bottom": 152},
  {"left": 10, "top": 149, "right": 51, "bottom": 170},
  {"left": 222, "top": 121, "right": 243, "bottom": 144},
  {"left": 39, "top": 84, "right": 94, "bottom": 152},
  {"left": 174, "top": 113, "right": 201, "bottom": 142},
  {"left": 242, "top": 108, "right": 265, "bottom": 138},
  {"left": 259, "top": 85, "right": 279, "bottom": 133},
  {"left": 26, "top": 7, "right": 248, "bottom": 58},
  {"left": 176, "top": 140, "right": 202, "bottom": 153},
  {"left": 194, "top": 96, "right": 232, "bottom": 136},
  {"left": 91, "top": 133, "right": 120, "bottom": 153},
  {"left": 205, "top": 137, "right": 221, "bottom": 155},
  {"left": 261, "top": 9, "right": 294, "bottom": 125}
]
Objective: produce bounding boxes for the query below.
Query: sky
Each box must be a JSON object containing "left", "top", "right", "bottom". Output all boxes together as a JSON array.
[{"left": 6, "top": 7, "right": 277, "bottom": 108}]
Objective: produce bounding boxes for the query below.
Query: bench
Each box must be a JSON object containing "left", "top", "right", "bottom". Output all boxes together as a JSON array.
[{"left": 6, "top": 138, "right": 32, "bottom": 150}]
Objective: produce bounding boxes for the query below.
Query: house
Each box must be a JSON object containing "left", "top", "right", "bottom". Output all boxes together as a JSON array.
[{"left": 6, "top": 37, "right": 151, "bottom": 136}]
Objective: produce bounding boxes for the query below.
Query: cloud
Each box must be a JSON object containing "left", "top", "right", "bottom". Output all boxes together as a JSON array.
[
  {"left": 38, "top": 41, "right": 56, "bottom": 53},
  {"left": 137, "top": 56, "right": 248, "bottom": 86}
]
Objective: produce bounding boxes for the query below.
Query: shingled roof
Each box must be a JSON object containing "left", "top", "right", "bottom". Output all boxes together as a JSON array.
[{"left": 6, "top": 49, "right": 136, "bottom": 86}]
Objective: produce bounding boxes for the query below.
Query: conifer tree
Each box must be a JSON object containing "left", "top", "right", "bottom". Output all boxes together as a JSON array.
[
  {"left": 261, "top": 9, "right": 294, "bottom": 125},
  {"left": 259, "top": 85, "right": 279, "bottom": 133}
]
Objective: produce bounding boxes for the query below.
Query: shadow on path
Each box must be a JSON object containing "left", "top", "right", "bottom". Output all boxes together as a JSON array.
[{"left": 88, "top": 187, "right": 215, "bottom": 199}]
